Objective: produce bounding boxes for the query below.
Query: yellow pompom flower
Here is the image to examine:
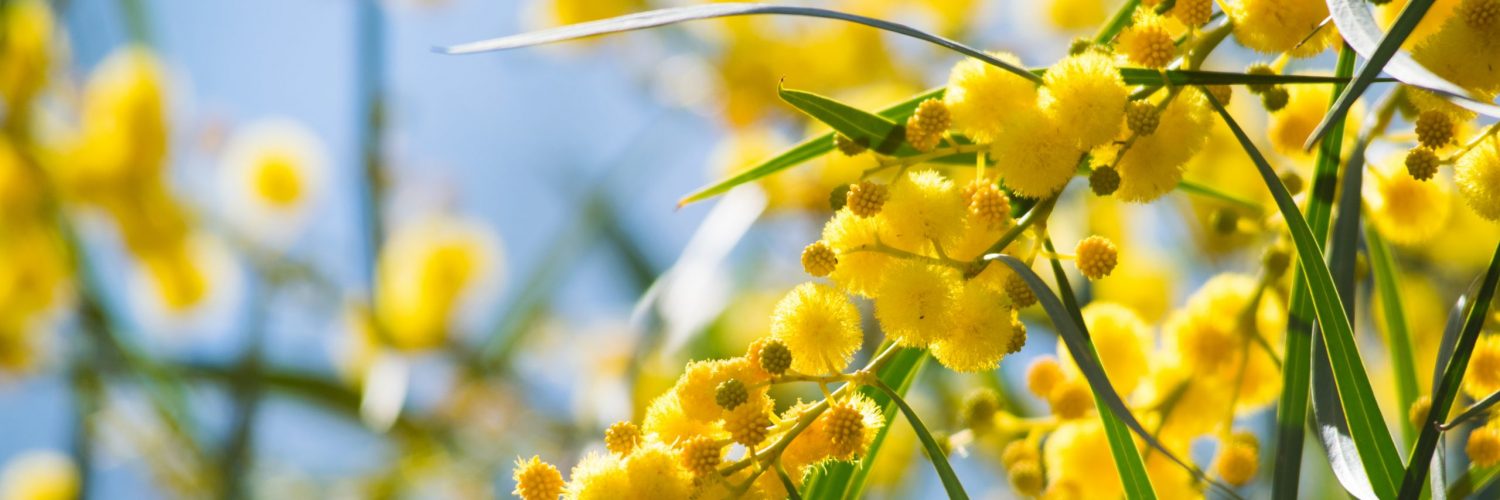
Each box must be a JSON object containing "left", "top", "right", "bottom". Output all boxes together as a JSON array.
[
  {"left": 1268, "top": 83, "right": 1363, "bottom": 157},
  {"left": 1368, "top": 158, "right": 1451, "bottom": 246},
  {"left": 219, "top": 118, "right": 328, "bottom": 247},
  {"left": 376, "top": 215, "right": 504, "bottom": 350},
  {"left": 621, "top": 442, "right": 693, "bottom": 499},
  {"left": 1212, "top": 438, "right": 1260, "bottom": 486},
  {"left": 1118, "top": 12, "right": 1177, "bottom": 68},
  {"left": 679, "top": 435, "right": 723, "bottom": 476},
  {"left": 672, "top": 359, "right": 739, "bottom": 421},
  {"left": 1027, "top": 356, "right": 1066, "bottom": 399},
  {"left": 1472, "top": 425, "right": 1500, "bottom": 467},
  {"left": 1456, "top": 135, "right": 1500, "bottom": 221},
  {"left": 819, "top": 394, "right": 884, "bottom": 460},
  {"left": 0, "top": 450, "right": 77, "bottom": 500},
  {"left": 1227, "top": 0, "right": 1339, "bottom": 56},
  {"left": 944, "top": 52, "right": 1039, "bottom": 142},
  {"left": 642, "top": 392, "right": 721, "bottom": 445},
  {"left": 604, "top": 421, "right": 641, "bottom": 456},
  {"left": 0, "top": 0, "right": 54, "bottom": 111},
  {"left": 771, "top": 282, "right": 863, "bottom": 375},
  {"left": 881, "top": 170, "right": 968, "bottom": 251},
  {"left": 1411, "top": 2, "right": 1500, "bottom": 95},
  {"left": 1048, "top": 379, "right": 1095, "bottom": 420},
  {"left": 932, "top": 282, "right": 1019, "bottom": 372},
  {"left": 67, "top": 46, "right": 171, "bottom": 196},
  {"left": 1044, "top": 421, "right": 1122, "bottom": 499},
  {"left": 1164, "top": 273, "right": 1286, "bottom": 410},
  {"left": 874, "top": 261, "right": 960, "bottom": 348},
  {"left": 1111, "top": 88, "right": 1213, "bottom": 202},
  {"left": 821, "top": 208, "right": 893, "bottom": 297},
  {"left": 1042, "top": 52, "right": 1129, "bottom": 149},
  {"left": 512, "top": 456, "right": 564, "bottom": 500},
  {"left": 1464, "top": 334, "right": 1500, "bottom": 400},
  {"left": 566, "top": 452, "right": 629, "bottom": 500},
  {"left": 991, "top": 107, "right": 1084, "bottom": 198},
  {"left": 1074, "top": 235, "right": 1119, "bottom": 280},
  {"left": 1058, "top": 302, "right": 1151, "bottom": 395}
]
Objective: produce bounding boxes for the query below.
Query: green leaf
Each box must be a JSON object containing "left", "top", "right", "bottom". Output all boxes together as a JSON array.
[
  {"left": 1441, "top": 389, "right": 1500, "bottom": 431},
  {"left": 1205, "top": 85, "right": 1405, "bottom": 498},
  {"left": 1306, "top": 0, "right": 1436, "bottom": 150},
  {"left": 1118, "top": 67, "right": 1392, "bottom": 87},
  {"left": 870, "top": 377, "right": 968, "bottom": 499},
  {"left": 1093, "top": 0, "right": 1141, "bottom": 44},
  {"left": 436, "top": 4, "right": 1039, "bottom": 84},
  {"left": 800, "top": 347, "right": 927, "bottom": 500},
  {"left": 1367, "top": 225, "right": 1420, "bottom": 447},
  {"left": 1321, "top": 0, "right": 1500, "bottom": 134},
  {"left": 779, "top": 85, "right": 908, "bottom": 155},
  {"left": 1399, "top": 245, "right": 1500, "bottom": 499}
]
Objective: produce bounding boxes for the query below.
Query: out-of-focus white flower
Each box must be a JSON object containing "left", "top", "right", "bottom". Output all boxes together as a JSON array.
[{"left": 218, "top": 118, "right": 328, "bottom": 247}]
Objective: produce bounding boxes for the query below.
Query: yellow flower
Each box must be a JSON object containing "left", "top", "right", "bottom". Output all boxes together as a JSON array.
[
  {"left": 1268, "top": 83, "right": 1363, "bottom": 157},
  {"left": 621, "top": 442, "right": 693, "bottom": 499},
  {"left": 1047, "top": 0, "right": 1109, "bottom": 30},
  {"left": 991, "top": 107, "right": 1083, "bottom": 198},
  {"left": 1456, "top": 135, "right": 1500, "bottom": 220},
  {"left": 1044, "top": 421, "right": 1121, "bottom": 499},
  {"left": 0, "top": 0, "right": 54, "bottom": 111},
  {"left": 1111, "top": 88, "right": 1213, "bottom": 202},
  {"left": 512, "top": 456, "right": 564, "bottom": 500},
  {"left": 1411, "top": 2, "right": 1500, "bottom": 94},
  {"left": 1470, "top": 424, "right": 1500, "bottom": 467},
  {"left": 1163, "top": 273, "right": 1285, "bottom": 410},
  {"left": 821, "top": 208, "right": 892, "bottom": 297},
  {"left": 932, "top": 282, "right": 1019, "bottom": 372},
  {"left": 1368, "top": 157, "right": 1451, "bottom": 245},
  {"left": 375, "top": 215, "right": 504, "bottom": 350},
  {"left": 642, "top": 392, "right": 722, "bottom": 445},
  {"left": 0, "top": 450, "right": 77, "bottom": 500},
  {"left": 68, "top": 46, "right": 170, "bottom": 196},
  {"left": 565, "top": 451, "right": 629, "bottom": 500},
  {"left": 1213, "top": 436, "right": 1260, "bottom": 486},
  {"left": 1026, "top": 356, "right": 1066, "bottom": 399},
  {"left": 1464, "top": 334, "right": 1500, "bottom": 400},
  {"left": 880, "top": 170, "right": 967, "bottom": 251},
  {"left": 1058, "top": 302, "right": 1151, "bottom": 395},
  {"left": 770, "top": 282, "right": 863, "bottom": 375},
  {"left": 944, "top": 52, "right": 1039, "bottom": 142},
  {"left": 219, "top": 118, "right": 328, "bottom": 246},
  {"left": 1118, "top": 12, "right": 1177, "bottom": 69},
  {"left": 1042, "top": 52, "right": 1129, "bottom": 149},
  {"left": 874, "top": 261, "right": 960, "bottom": 348},
  {"left": 817, "top": 393, "right": 884, "bottom": 460},
  {"left": 671, "top": 357, "right": 761, "bottom": 422},
  {"left": 1227, "top": 0, "right": 1339, "bottom": 56}
]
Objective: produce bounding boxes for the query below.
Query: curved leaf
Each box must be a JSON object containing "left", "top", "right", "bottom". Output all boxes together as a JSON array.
[
  {"left": 1399, "top": 245, "right": 1500, "bottom": 499},
  {"left": 1368, "top": 226, "right": 1420, "bottom": 445},
  {"left": 1306, "top": 0, "right": 1435, "bottom": 149},
  {"left": 1441, "top": 390, "right": 1500, "bottom": 431},
  {"left": 779, "top": 85, "right": 907, "bottom": 155},
  {"left": 1205, "top": 87, "right": 1405, "bottom": 498},
  {"left": 436, "top": 3, "right": 1039, "bottom": 84},
  {"left": 1322, "top": 0, "right": 1500, "bottom": 132},
  {"left": 870, "top": 378, "right": 969, "bottom": 499}
]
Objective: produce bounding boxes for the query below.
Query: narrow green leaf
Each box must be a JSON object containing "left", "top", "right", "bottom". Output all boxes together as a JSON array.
[
  {"left": 800, "top": 347, "right": 927, "bottom": 500},
  {"left": 1093, "top": 0, "right": 1141, "bottom": 44},
  {"left": 1399, "top": 245, "right": 1500, "bottom": 499},
  {"left": 1118, "top": 67, "right": 1392, "bottom": 87},
  {"left": 437, "top": 3, "right": 1039, "bottom": 84},
  {"left": 1322, "top": 0, "right": 1500, "bottom": 125},
  {"left": 1367, "top": 225, "right": 1420, "bottom": 446},
  {"left": 779, "top": 85, "right": 907, "bottom": 155},
  {"left": 1205, "top": 86, "right": 1405, "bottom": 498},
  {"left": 1441, "top": 390, "right": 1500, "bottom": 431},
  {"left": 871, "top": 378, "right": 968, "bottom": 499}
]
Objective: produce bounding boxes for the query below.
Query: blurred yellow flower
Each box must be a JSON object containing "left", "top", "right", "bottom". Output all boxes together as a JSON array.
[
  {"left": 0, "top": 0, "right": 55, "bottom": 113},
  {"left": 0, "top": 450, "right": 77, "bottom": 500},
  {"left": 375, "top": 215, "right": 504, "bottom": 350}
]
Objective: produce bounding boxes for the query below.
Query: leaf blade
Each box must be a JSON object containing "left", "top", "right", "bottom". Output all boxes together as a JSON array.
[{"left": 778, "top": 85, "right": 906, "bottom": 155}]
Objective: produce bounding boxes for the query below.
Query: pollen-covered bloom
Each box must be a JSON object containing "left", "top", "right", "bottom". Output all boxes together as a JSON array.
[
  {"left": 375, "top": 215, "right": 505, "bottom": 350},
  {"left": 219, "top": 118, "right": 328, "bottom": 247},
  {"left": 821, "top": 208, "right": 891, "bottom": 297},
  {"left": 1118, "top": 12, "right": 1176, "bottom": 68},
  {"left": 931, "top": 282, "right": 1020, "bottom": 372},
  {"left": 1109, "top": 88, "right": 1213, "bottom": 202},
  {"left": 880, "top": 170, "right": 967, "bottom": 250},
  {"left": 1368, "top": 157, "right": 1451, "bottom": 245},
  {"left": 991, "top": 107, "right": 1084, "bottom": 198},
  {"left": 1164, "top": 273, "right": 1285, "bottom": 410},
  {"left": 1464, "top": 334, "right": 1500, "bottom": 400},
  {"left": 1041, "top": 51, "right": 1128, "bottom": 149},
  {"left": 771, "top": 282, "right": 863, "bottom": 375},
  {"left": 874, "top": 261, "right": 960, "bottom": 348},
  {"left": 1456, "top": 135, "right": 1500, "bottom": 221},
  {"left": 1227, "top": 0, "right": 1339, "bottom": 56},
  {"left": 943, "top": 51, "right": 1038, "bottom": 142},
  {"left": 1058, "top": 302, "right": 1151, "bottom": 395},
  {"left": 512, "top": 456, "right": 564, "bottom": 500}
]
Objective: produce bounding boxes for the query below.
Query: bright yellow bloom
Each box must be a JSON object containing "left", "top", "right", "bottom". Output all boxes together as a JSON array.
[
  {"left": 0, "top": 0, "right": 54, "bottom": 111},
  {"left": 874, "top": 261, "right": 960, "bottom": 348},
  {"left": 771, "top": 282, "right": 863, "bottom": 375},
  {"left": 991, "top": 107, "right": 1083, "bottom": 198},
  {"left": 1412, "top": 1, "right": 1500, "bottom": 95},
  {"left": 818, "top": 393, "right": 884, "bottom": 460},
  {"left": 1047, "top": 0, "right": 1109, "bottom": 30},
  {"left": 0, "top": 450, "right": 77, "bottom": 500},
  {"left": 1027, "top": 356, "right": 1066, "bottom": 399},
  {"left": 1368, "top": 157, "right": 1451, "bottom": 245},
  {"left": 1227, "top": 0, "right": 1339, "bottom": 56},
  {"left": 1044, "top": 421, "right": 1122, "bottom": 498},
  {"left": 671, "top": 357, "right": 761, "bottom": 422},
  {"left": 944, "top": 52, "right": 1038, "bottom": 142},
  {"left": 1213, "top": 436, "right": 1260, "bottom": 486},
  {"left": 219, "top": 118, "right": 328, "bottom": 246},
  {"left": 1456, "top": 135, "right": 1500, "bottom": 220},
  {"left": 621, "top": 442, "right": 693, "bottom": 498},
  {"left": 375, "top": 215, "right": 503, "bottom": 350},
  {"left": 565, "top": 452, "right": 629, "bottom": 500},
  {"left": 1111, "top": 88, "right": 1213, "bottom": 202},
  {"left": 1048, "top": 379, "right": 1095, "bottom": 420},
  {"left": 642, "top": 393, "right": 721, "bottom": 445},
  {"left": 881, "top": 170, "right": 967, "bottom": 251},
  {"left": 821, "top": 208, "right": 892, "bottom": 297},
  {"left": 1267, "top": 83, "right": 1363, "bottom": 157},
  {"left": 1471, "top": 425, "right": 1500, "bottom": 466},
  {"left": 1041, "top": 51, "right": 1128, "bottom": 149},
  {"left": 1164, "top": 273, "right": 1285, "bottom": 410},
  {"left": 1119, "top": 12, "right": 1177, "bottom": 68},
  {"left": 1058, "top": 302, "right": 1151, "bottom": 395},
  {"left": 1464, "top": 334, "right": 1500, "bottom": 400},
  {"left": 604, "top": 421, "right": 642, "bottom": 456},
  {"left": 67, "top": 46, "right": 170, "bottom": 196},
  {"left": 512, "top": 456, "right": 564, "bottom": 500},
  {"left": 932, "top": 282, "right": 1019, "bottom": 372}
]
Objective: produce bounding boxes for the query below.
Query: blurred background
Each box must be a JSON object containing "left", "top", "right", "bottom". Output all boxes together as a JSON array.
[{"left": 0, "top": 0, "right": 1490, "bottom": 498}]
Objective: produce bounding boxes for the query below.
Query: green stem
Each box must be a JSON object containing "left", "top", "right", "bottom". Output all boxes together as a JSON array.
[{"left": 870, "top": 379, "right": 969, "bottom": 499}]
